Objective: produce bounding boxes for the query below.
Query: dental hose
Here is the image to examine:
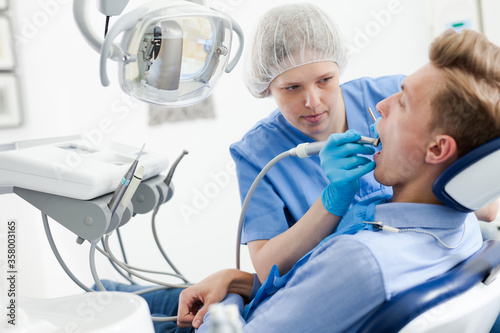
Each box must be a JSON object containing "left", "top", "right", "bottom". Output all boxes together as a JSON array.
[
  {"left": 235, "top": 137, "right": 379, "bottom": 269},
  {"left": 152, "top": 149, "right": 190, "bottom": 283},
  {"left": 235, "top": 150, "right": 292, "bottom": 269},
  {"left": 235, "top": 140, "right": 330, "bottom": 269}
]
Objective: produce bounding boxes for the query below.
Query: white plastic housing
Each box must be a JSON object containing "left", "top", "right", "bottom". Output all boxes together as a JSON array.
[{"left": 0, "top": 136, "right": 169, "bottom": 200}]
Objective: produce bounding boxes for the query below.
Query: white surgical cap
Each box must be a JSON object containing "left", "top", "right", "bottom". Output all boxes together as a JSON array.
[{"left": 244, "top": 2, "right": 350, "bottom": 98}]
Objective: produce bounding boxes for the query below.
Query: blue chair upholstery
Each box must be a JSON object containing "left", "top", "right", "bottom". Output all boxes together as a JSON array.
[{"left": 358, "top": 240, "right": 500, "bottom": 333}]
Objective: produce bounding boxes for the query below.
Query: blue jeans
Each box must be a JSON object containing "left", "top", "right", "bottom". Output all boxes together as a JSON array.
[{"left": 96, "top": 280, "right": 195, "bottom": 333}]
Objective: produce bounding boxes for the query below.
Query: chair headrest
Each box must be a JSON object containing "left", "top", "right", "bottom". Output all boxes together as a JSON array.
[{"left": 433, "top": 137, "right": 500, "bottom": 212}]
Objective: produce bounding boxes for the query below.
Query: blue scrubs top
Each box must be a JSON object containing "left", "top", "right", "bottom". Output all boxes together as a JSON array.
[{"left": 230, "top": 75, "right": 405, "bottom": 244}]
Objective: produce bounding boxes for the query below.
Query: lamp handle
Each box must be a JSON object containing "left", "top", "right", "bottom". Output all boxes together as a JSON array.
[
  {"left": 225, "top": 16, "right": 244, "bottom": 73},
  {"left": 99, "top": 7, "right": 148, "bottom": 87}
]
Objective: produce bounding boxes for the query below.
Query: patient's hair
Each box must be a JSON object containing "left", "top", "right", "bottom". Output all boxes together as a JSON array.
[{"left": 428, "top": 29, "right": 500, "bottom": 157}]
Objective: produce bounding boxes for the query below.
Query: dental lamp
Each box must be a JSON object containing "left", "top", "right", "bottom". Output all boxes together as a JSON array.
[{"left": 73, "top": 0, "right": 244, "bottom": 107}]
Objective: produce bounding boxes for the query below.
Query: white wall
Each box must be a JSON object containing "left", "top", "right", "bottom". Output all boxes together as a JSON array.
[{"left": 0, "top": 0, "right": 479, "bottom": 299}]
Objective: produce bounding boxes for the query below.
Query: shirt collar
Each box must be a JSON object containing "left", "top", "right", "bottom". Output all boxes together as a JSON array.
[{"left": 374, "top": 202, "right": 471, "bottom": 229}]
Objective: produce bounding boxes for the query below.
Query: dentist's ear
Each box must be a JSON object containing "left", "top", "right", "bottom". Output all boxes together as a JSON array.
[{"left": 425, "top": 135, "right": 457, "bottom": 165}]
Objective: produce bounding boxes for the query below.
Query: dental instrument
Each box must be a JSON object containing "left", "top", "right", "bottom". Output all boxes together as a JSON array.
[
  {"left": 0, "top": 135, "right": 178, "bottom": 245},
  {"left": 358, "top": 136, "right": 380, "bottom": 146},
  {"left": 9, "top": 143, "right": 194, "bottom": 329},
  {"left": 367, "top": 107, "right": 378, "bottom": 123},
  {"left": 107, "top": 144, "right": 145, "bottom": 215},
  {"left": 163, "top": 150, "right": 189, "bottom": 187},
  {"left": 120, "top": 166, "right": 144, "bottom": 209},
  {"left": 292, "top": 107, "right": 380, "bottom": 157},
  {"left": 362, "top": 221, "right": 467, "bottom": 249},
  {"left": 235, "top": 134, "right": 380, "bottom": 269},
  {"left": 0, "top": 136, "right": 168, "bottom": 200},
  {"left": 290, "top": 136, "right": 380, "bottom": 158},
  {"left": 0, "top": 136, "right": 170, "bottom": 244},
  {"left": 235, "top": 107, "right": 382, "bottom": 267},
  {"left": 235, "top": 127, "right": 500, "bottom": 268}
]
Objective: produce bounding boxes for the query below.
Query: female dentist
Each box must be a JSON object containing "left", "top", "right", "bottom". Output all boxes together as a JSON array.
[{"left": 230, "top": 2, "right": 497, "bottom": 282}]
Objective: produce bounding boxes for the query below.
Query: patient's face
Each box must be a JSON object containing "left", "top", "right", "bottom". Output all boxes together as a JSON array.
[{"left": 373, "top": 63, "right": 444, "bottom": 189}]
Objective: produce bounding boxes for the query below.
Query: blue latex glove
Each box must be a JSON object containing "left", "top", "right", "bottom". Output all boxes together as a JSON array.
[
  {"left": 320, "top": 130, "right": 376, "bottom": 216},
  {"left": 370, "top": 117, "right": 381, "bottom": 138}
]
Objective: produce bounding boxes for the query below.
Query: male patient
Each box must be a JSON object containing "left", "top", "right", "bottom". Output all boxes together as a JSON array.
[{"left": 173, "top": 28, "right": 500, "bottom": 332}]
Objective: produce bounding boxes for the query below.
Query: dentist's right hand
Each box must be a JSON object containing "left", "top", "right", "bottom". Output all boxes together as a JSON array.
[{"left": 320, "top": 130, "right": 376, "bottom": 216}]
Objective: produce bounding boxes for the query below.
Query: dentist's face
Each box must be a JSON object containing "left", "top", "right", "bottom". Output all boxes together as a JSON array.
[
  {"left": 374, "top": 63, "right": 444, "bottom": 189},
  {"left": 269, "top": 61, "right": 342, "bottom": 141}
]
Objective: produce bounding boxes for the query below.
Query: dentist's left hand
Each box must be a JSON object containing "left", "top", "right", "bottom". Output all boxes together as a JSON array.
[{"left": 320, "top": 130, "right": 376, "bottom": 216}]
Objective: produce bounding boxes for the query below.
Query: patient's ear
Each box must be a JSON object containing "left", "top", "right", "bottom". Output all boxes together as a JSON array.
[{"left": 425, "top": 135, "right": 457, "bottom": 164}]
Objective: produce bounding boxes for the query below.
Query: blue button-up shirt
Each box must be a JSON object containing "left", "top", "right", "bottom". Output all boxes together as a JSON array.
[{"left": 198, "top": 199, "right": 482, "bottom": 332}]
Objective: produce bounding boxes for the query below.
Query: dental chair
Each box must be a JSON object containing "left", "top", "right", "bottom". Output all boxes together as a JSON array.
[
  {"left": 357, "top": 239, "right": 500, "bottom": 333},
  {"left": 358, "top": 137, "right": 500, "bottom": 333}
]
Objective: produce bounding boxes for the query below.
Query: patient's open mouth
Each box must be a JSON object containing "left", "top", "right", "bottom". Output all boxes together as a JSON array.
[{"left": 374, "top": 138, "right": 382, "bottom": 160}]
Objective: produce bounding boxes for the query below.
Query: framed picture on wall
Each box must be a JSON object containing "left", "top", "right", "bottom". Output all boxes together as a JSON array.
[
  {"left": 0, "top": 0, "right": 7, "bottom": 11},
  {"left": 0, "top": 17, "right": 14, "bottom": 70},
  {"left": 0, "top": 74, "right": 22, "bottom": 128}
]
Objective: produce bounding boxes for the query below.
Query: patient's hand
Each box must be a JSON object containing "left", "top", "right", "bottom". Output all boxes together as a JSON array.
[{"left": 177, "top": 269, "right": 253, "bottom": 329}]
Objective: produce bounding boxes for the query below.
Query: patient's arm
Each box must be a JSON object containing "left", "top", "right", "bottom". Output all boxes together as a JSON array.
[
  {"left": 475, "top": 200, "right": 499, "bottom": 222},
  {"left": 177, "top": 269, "right": 254, "bottom": 329}
]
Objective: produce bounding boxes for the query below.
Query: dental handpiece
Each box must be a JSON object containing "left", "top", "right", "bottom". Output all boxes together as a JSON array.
[
  {"left": 290, "top": 136, "right": 380, "bottom": 158},
  {"left": 357, "top": 136, "right": 380, "bottom": 146},
  {"left": 107, "top": 144, "right": 146, "bottom": 215}
]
